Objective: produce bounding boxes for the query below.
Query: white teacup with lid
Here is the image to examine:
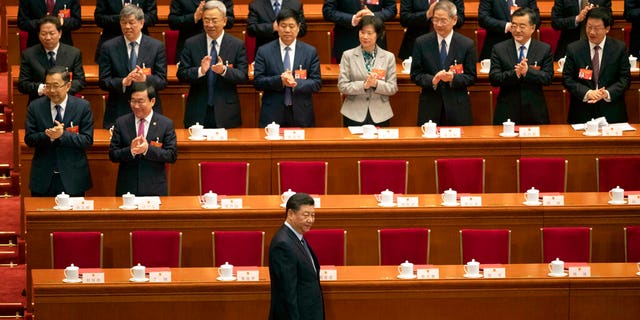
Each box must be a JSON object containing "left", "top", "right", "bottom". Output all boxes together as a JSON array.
[
  {"left": 122, "top": 192, "right": 136, "bottom": 207},
  {"left": 630, "top": 55, "right": 637, "bottom": 69},
  {"left": 442, "top": 188, "right": 457, "bottom": 205},
  {"left": 64, "top": 263, "right": 80, "bottom": 281},
  {"left": 421, "top": 120, "right": 437, "bottom": 137},
  {"left": 585, "top": 119, "right": 599, "bottom": 135},
  {"left": 130, "top": 263, "right": 146, "bottom": 281},
  {"left": 375, "top": 189, "right": 394, "bottom": 205},
  {"left": 218, "top": 262, "right": 234, "bottom": 279},
  {"left": 548, "top": 258, "right": 564, "bottom": 275},
  {"left": 188, "top": 122, "right": 204, "bottom": 138},
  {"left": 502, "top": 118, "right": 515, "bottom": 135},
  {"left": 203, "top": 190, "right": 218, "bottom": 207},
  {"left": 398, "top": 260, "right": 414, "bottom": 277},
  {"left": 55, "top": 192, "right": 71, "bottom": 208},
  {"left": 557, "top": 57, "right": 566, "bottom": 71},
  {"left": 265, "top": 122, "right": 280, "bottom": 138},
  {"left": 401, "top": 56, "right": 412, "bottom": 72},
  {"left": 609, "top": 186, "right": 625, "bottom": 203},
  {"left": 524, "top": 187, "right": 540, "bottom": 204},
  {"left": 464, "top": 259, "right": 480, "bottom": 276},
  {"left": 281, "top": 189, "right": 296, "bottom": 206}
]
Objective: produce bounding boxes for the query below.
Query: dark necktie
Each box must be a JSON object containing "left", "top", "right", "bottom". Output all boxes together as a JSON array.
[
  {"left": 46, "top": 0, "right": 55, "bottom": 14},
  {"left": 129, "top": 42, "right": 138, "bottom": 71},
  {"left": 301, "top": 238, "right": 316, "bottom": 272},
  {"left": 283, "top": 46, "right": 292, "bottom": 106},
  {"left": 507, "top": 0, "right": 514, "bottom": 8},
  {"left": 440, "top": 39, "right": 447, "bottom": 68},
  {"left": 518, "top": 45, "right": 525, "bottom": 62},
  {"left": 208, "top": 40, "right": 218, "bottom": 106},
  {"left": 273, "top": 1, "right": 280, "bottom": 16},
  {"left": 48, "top": 51, "right": 56, "bottom": 68},
  {"left": 54, "top": 105, "right": 63, "bottom": 123},
  {"left": 592, "top": 45, "right": 600, "bottom": 87}
]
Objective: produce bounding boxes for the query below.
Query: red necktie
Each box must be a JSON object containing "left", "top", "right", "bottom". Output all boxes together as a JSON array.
[
  {"left": 46, "top": 0, "right": 55, "bottom": 14},
  {"left": 592, "top": 45, "right": 600, "bottom": 87},
  {"left": 137, "top": 118, "right": 145, "bottom": 137}
]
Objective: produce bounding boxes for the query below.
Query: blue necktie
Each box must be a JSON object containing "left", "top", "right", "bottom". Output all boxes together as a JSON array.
[
  {"left": 507, "top": 0, "right": 514, "bottom": 9},
  {"left": 518, "top": 45, "right": 525, "bottom": 63},
  {"left": 273, "top": 1, "right": 280, "bottom": 16},
  {"left": 440, "top": 39, "right": 447, "bottom": 68},
  {"left": 48, "top": 51, "right": 55, "bottom": 68},
  {"left": 208, "top": 40, "right": 218, "bottom": 106},
  {"left": 129, "top": 42, "right": 137, "bottom": 71},
  {"left": 283, "top": 46, "right": 292, "bottom": 106},
  {"left": 55, "top": 105, "right": 63, "bottom": 123}
]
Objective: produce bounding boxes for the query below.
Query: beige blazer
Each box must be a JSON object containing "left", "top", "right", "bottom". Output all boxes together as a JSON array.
[{"left": 338, "top": 46, "right": 398, "bottom": 123}]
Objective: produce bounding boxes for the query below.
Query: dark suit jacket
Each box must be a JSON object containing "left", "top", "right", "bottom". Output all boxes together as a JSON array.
[
  {"left": 168, "top": 0, "right": 235, "bottom": 64},
  {"left": 18, "top": 43, "right": 86, "bottom": 103},
  {"left": 551, "top": 0, "right": 611, "bottom": 60},
  {"left": 109, "top": 112, "right": 177, "bottom": 196},
  {"left": 562, "top": 37, "right": 631, "bottom": 124},
  {"left": 98, "top": 35, "right": 168, "bottom": 129},
  {"left": 254, "top": 39, "right": 322, "bottom": 127},
  {"left": 624, "top": 0, "right": 640, "bottom": 57},
  {"left": 24, "top": 95, "right": 93, "bottom": 195},
  {"left": 322, "top": 0, "right": 397, "bottom": 63},
  {"left": 489, "top": 39, "right": 554, "bottom": 124},
  {"left": 247, "top": 0, "right": 307, "bottom": 55},
  {"left": 18, "top": 0, "right": 81, "bottom": 48},
  {"left": 94, "top": 0, "right": 158, "bottom": 62},
  {"left": 410, "top": 32, "right": 477, "bottom": 126},
  {"left": 398, "top": 0, "right": 465, "bottom": 60},
  {"left": 269, "top": 225, "right": 324, "bottom": 320},
  {"left": 478, "top": 0, "right": 540, "bottom": 59},
  {"left": 176, "top": 32, "right": 249, "bottom": 128}
]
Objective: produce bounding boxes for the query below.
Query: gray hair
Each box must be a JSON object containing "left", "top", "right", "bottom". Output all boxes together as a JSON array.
[
  {"left": 204, "top": 0, "right": 227, "bottom": 16},
  {"left": 120, "top": 3, "right": 144, "bottom": 21},
  {"left": 433, "top": 0, "right": 457, "bottom": 19}
]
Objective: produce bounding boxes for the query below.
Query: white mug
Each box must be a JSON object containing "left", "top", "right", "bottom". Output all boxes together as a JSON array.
[
  {"left": 480, "top": 59, "right": 491, "bottom": 70},
  {"left": 524, "top": 187, "right": 540, "bottom": 203},
  {"left": 637, "top": 262, "right": 640, "bottom": 272},
  {"left": 502, "top": 119, "right": 515, "bottom": 135},
  {"left": 463, "top": 259, "right": 480, "bottom": 275},
  {"left": 629, "top": 55, "right": 637, "bottom": 69},
  {"left": 281, "top": 189, "right": 296, "bottom": 205},
  {"left": 188, "top": 122, "right": 204, "bottom": 137},
  {"left": 218, "top": 262, "right": 234, "bottom": 279},
  {"left": 609, "top": 186, "right": 625, "bottom": 202},
  {"left": 557, "top": 57, "right": 566, "bottom": 70},
  {"left": 55, "top": 192, "right": 70, "bottom": 207},
  {"left": 398, "top": 260, "right": 413, "bottom": 277},
  {"left": 585, "top": 120, "right": 599, "bottom": 135},
  {"left": 361, "top": 124, "right": 377, "bottom": 137},
  {"left": 402, "top": 57, "right": 412, "bottom": 72},
  {"left": 442, "top": 188, "right": 457, "bottom": 204},
  {"left": 203, "top": 191, "right": 217, "bottom": 207},
  {"left": 375, "top": 189, "right": 394, "bottom": 204},
  {"left": 548, "top": 258, "right": 564, "bottom": 275},
  {"left": 421, "top": 120, "right": 437, "bottom": 136},
  {"left": 130, "top": 263, "right": 146, "bottom": 280},
  {"left": 265, "top": 122, "right": 280, "bottom": 138},
  {"left": 122, "top": 192, "right": 136, "bottom": 207},
  {"left": 64, "top": 263, "right": 79, "bottom": 281}
]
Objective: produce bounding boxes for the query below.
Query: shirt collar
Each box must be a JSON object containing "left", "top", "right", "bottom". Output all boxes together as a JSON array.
[
  {"left": 125, "top": 34, "right": 143, "bottom": 47},
  {"left": 514, "top": 38, "right": 532, "bottom": 50},
  {"left": 437, "top": 31, "right": 454, "bottom": 46},
  {"left": 279, "top": 38, "right": 297, "bottom": 51},
  {"left": 207, "top": 31, "right": 225, "bottom": 47},
  {"left": 45, "top": 43, "right": 60, "bottom": 55},
  {"left": 50, "top": 94, "right": 69, "bottom": 110},
  {"left": 138, "top": 110, "right": 154, "bottom": 124},
  {"left": 590, "top": 36, "right": 606, "bottom": 50},
  {"left": 284, "top": 221, "right": 303, "bottom": 241}
]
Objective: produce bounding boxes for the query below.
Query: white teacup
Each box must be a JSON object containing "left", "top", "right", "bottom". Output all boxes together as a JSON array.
[
  {"left": 122, "top": 192, "right": 136, "bottom": 207},
  {"left": 361, "top": 124, "right": 377, "bottom": 137},
  {"left": 585, "top": 119, "right": 599, "bottom": 135},
  {"left": 464, "top": 259, "right": 480, "bottom": 275},
  {"left": 421, "top": 120, "right": 437, "bottom": 137},
  {"left": 480, "top": 59, "right": 491, "bottom": 71},
  {"left": 281, "top": 189, "right": 296, "bottom": 205},
  {"left": 130, "top": 263, "right": 146, "bottom": 280},
  {"left": 402, "top": 57, "right": 412, "bottom": 72},
  {"left": 55, "top": 192, "right": 70, "bottom": 208},
  {"left": 188, "top": 122, "right": 204, "bottom": 138},
  {"left": 609, "top": 186, "right": 625, "bottom": 203},
  {"left": 265, "top": 122, "right": 280, "bottom": 138},
  {"left": 524, "top": 187, "right": 540, "bottom": 203},
  {"left": 548, "top": 258, "right": 564, "bottom": 275},
  {"left": 218, "top": 262, "right": 234, "bottom": 279},
  {"left": 375, "top": 189, "right": 394, "bottom": 205},
  {"left": 557, "top": 57, "right": 566, "bottom": 70},
  {"left": 502, "top": 118, "right": 515, "bottom": 135},
  {"left": 64, "top": 263, "right": 79, "bottom": 281},
  {"left": 630, "top": 55, "right": 637, "bottom": 69},
  {"left": 442, "top": 188, "right": 457, "bottom": 205},
  {"left": 398, "top": 260, "right": 414, "bottom": 277},
  {"left": 203, "top": 191, "right": 218, "bottom": 207}
]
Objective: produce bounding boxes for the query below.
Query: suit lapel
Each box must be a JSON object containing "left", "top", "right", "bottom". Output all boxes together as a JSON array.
[
  {"left": 37, "top": 46, "right": 49, "bottom": 68},
  {"left": 62, "top": 96, "right": 77, "bottom": 124},
  {"left": 265, "top": 0, "right": 277, "bottom": 20},
  {"left": 292, "top": 41, "right": 304, "bottom": 72},
  {"left": 598, "top": 38, "right": 612, "bottom": 78},
  {"left": 146, "top": 113, "right": 161, "bottom": 142},
  {"left": 138, "top": 35, "right": 149, "bottom": 69},
  {"left": 503, "top": 0, "right": 512, "bottom": 18},
  {"left": 352, "top": 48, "right": 369, "bottom": 79},
  {"left": 39, "top": 100, "right": 55, "bottom": 127}
]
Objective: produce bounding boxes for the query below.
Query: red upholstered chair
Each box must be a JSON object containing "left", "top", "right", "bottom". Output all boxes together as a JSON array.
[
  {"left": 538, "top": 27, "right": 561, "bottom": 56},
  {"left": 130, "top": 231, "right": 182, "bottom": 267},
  {"left": 329, "top": 29, "right": 337, "bottom": 64},
  {"left": 459, "top": 229, "right": 511, "bottom": 264},
  {"left": 50, "top": 232, "right": 103, "bottom": 269},
  {"left": 18, "top": 31, "right": 28, "bottom": 52},
  {"left": 243, "top": 31, "right": 256, "bottom": 63},
  {"left": 622, "top": 25, "right": 631, "bottom": 50},
  {"left": 0, "top": 303, "right": 24, "bottom": 319},
  {"left": 624, "top": 226, "right": 640, "bottom": 262},
  {"left": 358, "top": 160, "right": 409, "bottom": 194},
  {"left": 212, "top": 231, "right": 265, "bottom": 267},
  {"left": 475, "top": 28, "right": 486, "bottom": 58},
  {"left": 435, "top": 158, "right": 485, "bottom": 193},
  {"left": 541, "top": 227, "right": 592, "bottom": 263},
  {"left": 517, "top": 158, "right": 568, "bottom": 193},
  {"left": 378, "top": 228, "right": 430, "bottom": 265},
  {"left": 277, "top": 161, "right": 328, "bottom": 195},
  {"left": 162, "top": 30, "right": 179, "bottom": 64},
  {"left": 198, "top": 162, "right": 250, "bottom": 195},
  {"left": 304, "top": 229, "right": 347, "bottom": 266},
  {"left": 490, "top": 87, "right": 499, "bottom": 115},
  {"left": 596, "top": 157, "right": 640, "bottom": 192}
]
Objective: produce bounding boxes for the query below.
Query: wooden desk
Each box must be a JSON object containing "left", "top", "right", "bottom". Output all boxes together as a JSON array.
[{"left": 31, "top": 263, "right": 640, "bottom": 320}]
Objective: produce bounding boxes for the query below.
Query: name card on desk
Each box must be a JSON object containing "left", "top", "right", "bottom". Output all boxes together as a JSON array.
[
  {"left": 319, "top": 266, "right": 337, "bottom": 281},
  {"left": 519, "top": 126, "right": 540, "bottom": 137},
  {"left": 543, "top": 195, "right": 564, "bottom": 206},
  {"left": 484, "top": 267, "right": 506, "bottom": 278},
  {"left": 137, "top": 200, "right": 160, "bottom": 210},
  {"left": 82, "top": 272, "right": 104, "bottom": 283},
  {"left": 206, "top": 129, "right": 228, "bottom": 140},
  {"left": 284, "top": 129, "right": 305, "bottom": 140},
  {"left": 416, "top": 267, "right": 439, "bottom": 279},
  {"left": 377, "top": 128, "right": 399, "bottom": 139},
  {"left": 397, "top": 196, "right": 419, "bottom": 207},
  {"left": 313, "top": 197, "right": 321, "bottom": 208},
  {"left": 460, "top": 196, "right": 482, "bottom": 206},
  {"left": 569, "top": 266, "right": 591, "bottom": 277},
  {"left": 221, "top": 198, "right": 243, "bottom": 209},
  {"left": 628, "top": 194, "right": 640, "bottom": 205},
  {"left": 149, "top": 270, "right": 172, "bottom": 282},
  {"left": 439, "top": 128, "right": 461, "bottom": 138},
  {"left": 602, "top": 125, "right": 623, "bottom": 136},
  {"left": 72, "top": 200, "right": 94, "bottom": 211},
  {"left": 236, "top": 267, "right": 259, "bottom": 281}
]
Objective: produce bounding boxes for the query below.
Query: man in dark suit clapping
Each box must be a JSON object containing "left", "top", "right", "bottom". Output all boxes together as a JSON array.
[
  {"left": 247, "top": 0, "right": 307, "bottom": 56},
  {"left": 478, "top": 0, "right": 540, "bottom": 60},
  {"left": 18, "top": 0, "right": 81, "bottom": 48}
]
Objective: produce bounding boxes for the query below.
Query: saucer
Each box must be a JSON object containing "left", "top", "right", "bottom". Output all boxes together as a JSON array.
[
  {"left": 441, "top": 202, "right": 460, "bottom": 207},
  {"left": 62, "top": 278, "right": 82, "bottom": 283},
  {"left": 463, "top": 273, "right": 483, "bottom": 279},
  {"left": 582, "top": 131, "right": 601, "bottom": 136},
  {"left": 547, "top": 272, "right": 568, "bottom": 277},
  {"left": 217, "top": 276, "right": 236, "bottom": 281},
  {"left": 479, "top": 68, "right": 489, "bottom": 74},
  {"left": 631, "top": 67, "right": 640, "bottom": 72},
  {"left": 608, "top": 200, "right": 626, "bottom": 205},
  {"left": 119, "top": 205, "right": 138, "bottom": 210},
  {"left": 636, "top": 271, "right": 640, "bottom": 276},
  {"left": 523, "top": 201, "right": 542, "bottom": 206},
  {"left": 360, "top": 134, "right": 377, "bottom": 139},
  {"left": 401, "top": 70, "right": 410, "bottom": 74},
  {"left": 188, "top": 135, "right": 206, "bottom": 141},
  {"left": 422, "top": 134, "right": 439, "bottom": 138},
  {"left": 377, "top": 202, "right": 397, "bottom": 207},
  {"left": 53, "top": 205, "right": 73, "bottom": 211},
  {"left": 397, "top": 274, "right": 417, "bottom": 279},
  {"left": 201, "top": 204, "right": 221, "bottom": 209},
  {"left": 129, "top": 277, "right": 149, "bottom": 282},
  {"left": 265, "top": 135, "right": 282, "bottom": 140},
  {"left": 499, "top": 132, "right": 519, "bottom": 137}
]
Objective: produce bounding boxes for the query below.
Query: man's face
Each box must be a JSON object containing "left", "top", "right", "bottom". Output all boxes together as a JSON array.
[
  {"left": 202, "top": 8, "right": 227, "bottom": 39},
  {"left": 586, "top": 18, "right": 609, "bottom": 44},
  {"left": 278, "top": 17, "right": 300, "bottom": 46},
  {"left": 120, "top": 14, "right": 144, "bottom": 42},
  {"left": 39, "top": 22, "right": 61, "bottom": 51},
  {"left": 287, "top": 204, "right": 315, "bottom": 235},
  {"left": 129, "top": 90, "right": 155, "bottom": 119},
  {"left": 44, "top": 73, "right": 70, "bottom": 105},
  {"left": 511, "top": 14, "right": 535, "bottom": 44},
  {"left": 432, "top": 9, "right": 457, "bottom": 38}
]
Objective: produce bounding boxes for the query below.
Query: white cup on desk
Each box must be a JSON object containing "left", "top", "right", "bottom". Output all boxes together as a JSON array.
[
  {"left": 203, "top": 191, "right": 218, "bottom": 207},
  {"left": 524, "top": 187, "right": 540, "bottom": 204},
  {"left": 630, "top": 55, "right": 637, "bottom": 69},
  {"left": 548, "top": 258, "right": 564, "bottom": 275},
  {"left": 265, "top": 122, "right": 280, "bottom": 138},
  {"left": 122, "top": 192, "right": 136, "bottom": 207},
  {"left": 557, "top": 57, "right": 566, "bottom": 71},
  {"left": 502, "top": 119, "right": 515, "bottom": 135},
  {"left": 609, "top": 186, "right": 625, "bottom": 203},
  {"left": 398, "top": 260, "right": 414, "bottom": 277},
  {"left": 64, "top": 263, "right": 79, "bottom": 281},
  {"left": 442, "top": 188, "right": 457, "bottom": 205},
  {"left": 463, "top": 259, "right": 480, "bottom": 276},
  {"left": 188, "top": 122, "right": 204, "bottom": 138},
  {"left": 130, "top": 263, "right": 146, "bottom": 281},
  {"left": 421, "top": 120, "right": 437, "bottom": 137},
  {"left": 375, "top": 189, "right": 394, "bottom": 205},
  {"left": 281, "top": 189, "right": 296, "bottom": 206},
  {"left": 218, "top": 262, "right": 234, "bottom": 279},
  {"left": 55, "top": 192, "right": 70, "bottom": 208},
  {"left": 401, "top": 57, "right": 412, "bottom": 73},
  {"left": 585, "top": 119, "right": 599, "bottom": 135},
  {"left": 480, "top": 59, "right": 491, "bottom": 71}
]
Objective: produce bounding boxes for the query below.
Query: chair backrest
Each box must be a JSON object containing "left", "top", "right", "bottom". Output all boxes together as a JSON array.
[
  {"left": 18, "top": 31, "right": 28, "bottom": 52},
  {"left": 541, "top": 227, "right": 592, "bottom": 263},
  {"left": 460, "top": 229, "right": 511, "bottom": 264},
  {"left": 198, "top": 162, "right": 250, "bottom": 195},
  {"left": 304, "top": 229, "right": 347, "bottom": 266},
  {"left": 490, "top": 87, "right": 500, "bottom": 115},
  {"left": 212, "top": 231, "right": 265, "bottom": 267},
  {"left": 278, "top": 161, "right": 328, "bottom": 195},
  {"left": 50, "top": 232, "right": 103, "bottom": 269},
  {"left": 358, "top": 160, "right": 409, "bottom": 194},
  {"left": 243, "top": 30, "right": 256, "bottom": 63},
  {"left": 517, "top": 158, "right": 568, "bottom": 193},
  {"left": 538, "top": 27, "right": 561, "bottom": 56},
  {"left": 624, "top": 226, "right": 640, "bottom": 262},
  {"left": 163, "top": 30, "right": 179, "bottom": 64},
  {"left": 378, "top": 228, "right": 430, "bottom": 265},
  {"left": 130, "top": 231, "right": 182, "bottom": 267},
  {"left": 596, "top": 157, "right": 640, "bottom": 192},
  {"left": 435, "top": 158, "right": 485, "bottom": 193},
  {"left": 623, "top": 24, "right": 631, "bottom": 50},
  {"left": 475, "top": 28, "right": 486, "bottom": 58}
]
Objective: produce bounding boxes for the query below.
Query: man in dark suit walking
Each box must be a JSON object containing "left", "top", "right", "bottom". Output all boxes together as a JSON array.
[
  {"left": 254, "top": 9, "right": 321, "bottom": 127},
  {"left": 551, "top": 0, "right": 610, "bottom": 60},
  {"left": 562, "top": 7, "right": 631, "bottom": 124},
  {"left": 490, "top": 8, "right": 554, "bottom": 124},
  {"left": 479, "top": 0, "right": 540, "bottom": 60},
  {"left": 24, "top": 67, "right": 93, "bottom": 197},
  {"left": 18, "top": 15, "right": 86, "bottom": 104},
  {"left": 109, "top": 82, "right": 177, "bottom": 196},
  {"left": 98, "top": 4, "right": 168, "bottom": 129},
  {"left": 18, "top": 0, "right": 81, "bottom": 48},
  {"left": 247, "top": 0, "right": 307, "bottom": 56},
  {"left": 269, "top": 192, "right": 324, "bottom": 320},
  {"left": 410, "top": 1, "right": 477, "bottom": 126},
  {"left": 322, "top": 0, "right": 397, "bottom": 64},
  {"left": 177, "top": 0, "right": 248, "bottom": 128}
]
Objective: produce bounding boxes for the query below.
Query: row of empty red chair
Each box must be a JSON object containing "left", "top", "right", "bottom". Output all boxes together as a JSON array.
[
  {"left": 199, "top": 157, "right": 640, "bottom": 196},
  {"left": 50, "top": 227, "right": 640, "bottom": 269}
]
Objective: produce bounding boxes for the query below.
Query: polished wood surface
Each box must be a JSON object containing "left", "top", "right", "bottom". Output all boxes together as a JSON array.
[{"left": 31, "top": 263, "right": 640, "bottom": 320}]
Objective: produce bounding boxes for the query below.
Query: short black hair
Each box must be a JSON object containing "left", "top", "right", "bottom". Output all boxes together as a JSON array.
[
  {"left": 39, "top": 15, "right": 62, "bottom": 32},
  {"left": 586, "top": 7, "right": 613, "bottom": 28},
  {"left": 285, "top": 192, "right": 314, "bottom": 217},
  {"left": 46, "top": 66, "right": 70, "bottom": 82},
  {"left": 276, "top": 8, "right": 301, "bottom": 25},
  {"left": 357, "top": 15, "right": 386, "bottom": 41},
  {"left": 511, "top": 7, "right": 539, "bottom": 27},
  {"left": 129, "top": 82, "right": 157, "bottom": 100}
]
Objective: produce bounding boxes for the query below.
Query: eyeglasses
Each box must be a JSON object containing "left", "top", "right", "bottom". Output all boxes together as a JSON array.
[
  {"left": 585, "top": 25, "right": 606, "bottom": 32},
  {"left": 44, "top": 82, "right": 68, "bottom": 90},
  {"left": 432, "top": 18, "right": 452, "bottom": 25},
  {"left": 129, "top": 99, "right": 150, "bottom": 105},
  {"left": 511, "top": 23, "right": 533, "bottom": 31}
]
